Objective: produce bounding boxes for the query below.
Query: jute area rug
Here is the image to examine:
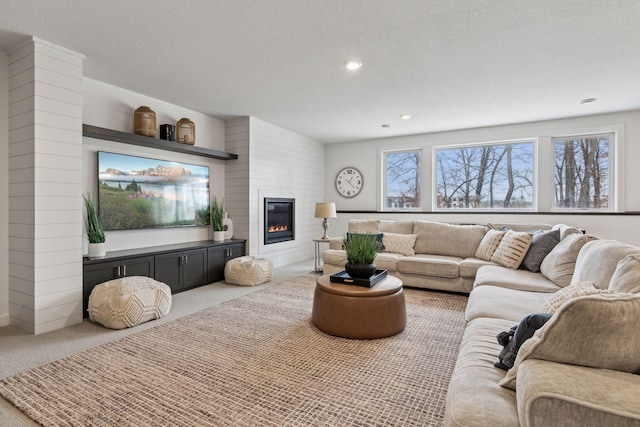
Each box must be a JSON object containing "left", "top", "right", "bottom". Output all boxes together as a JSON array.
[{"left": 0, "top": 275, "right": 468, "bottom": 427}]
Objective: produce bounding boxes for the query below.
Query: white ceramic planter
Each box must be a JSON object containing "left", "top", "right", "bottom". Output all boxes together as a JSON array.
[
  {"left": 88, "top": 242, "right": 106, "bottom": 259},
  {"left": 213, "top": 231, "right": 225, "bottom": 242}
]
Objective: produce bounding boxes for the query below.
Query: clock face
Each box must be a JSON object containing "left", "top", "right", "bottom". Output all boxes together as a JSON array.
[{"left": 335, "top": 167, "right": 363, "bottom": 198}]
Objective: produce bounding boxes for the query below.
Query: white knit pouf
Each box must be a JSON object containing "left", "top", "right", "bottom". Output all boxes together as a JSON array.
[
  {"left": 225, "top": 256, "right": 274, "bottom": 286},
  {"left": 88, "top": 276, "right": 172, "bottom": 329}
]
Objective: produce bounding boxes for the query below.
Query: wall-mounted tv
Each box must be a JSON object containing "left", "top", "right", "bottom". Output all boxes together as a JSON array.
[{"left": 98, "top": 151, "right": 210, "bottom": 230}]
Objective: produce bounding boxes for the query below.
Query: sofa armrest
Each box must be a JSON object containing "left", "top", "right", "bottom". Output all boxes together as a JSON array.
[{"left": 516, "top": 359, "right": 640, "bottom": 427}]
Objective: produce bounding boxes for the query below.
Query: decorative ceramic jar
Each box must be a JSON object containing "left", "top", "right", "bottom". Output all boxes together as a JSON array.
[
  {"left": 223, "top": 212, "right": 233, "bottom": 239},
  {"left": 134, "top": 106, "right": 157, "bottom": 137},
  {"left": 176, "top": 118, "right": 195, "bottom": 145}
]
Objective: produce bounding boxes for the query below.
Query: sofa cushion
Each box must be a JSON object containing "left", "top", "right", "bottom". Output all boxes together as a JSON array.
[
  {"left": 373, "top": 252, "right": 402, "bottom": 272},
  {"left": 328, "top": 237, "right": 343, "bottom": 250},
  {"left": 444, "top": 317, "right": 520, "bottom": 427},
  {"left": 540, "top": 281, "right": 612, "bottom": 314},
  {"left": 609, "top": 254, "right": 640, "bottom": 294},
  {"left": 413, "top": 221, "right": 486, "bottom": 258},
  {"left": 459, "top": 258, "right": 495, "bottom": 279},
  {"left": 520, "top": 229, "right": 561, "bottom": 273},
  {"left": 474, "top": 265, "right": 561, "bottom": 293},
  {"left": 397, "top": 255, "right": 461, "bottom": 278},
  {"left": 551, "top": 223, "right": 584, "bottom": 240},
  {"left": 465, "top": 285, "right": 553, "bottom": 323},
  {"left": 490, "top": 230, "right": 533, "bottom": 269},
  {"left": 379, "top": 220, "right": 415, "bottom": 234},
  {"left": 475, "top": 229, "right": 506, "bottom": 261},
  {"left": 571, "top": 239, "right": 640, "bottom": 289},
  {"left": 323, "top": 249, "right": 347, "bottom": 265},
  {"left": 348, "top": 219, "right": 380, "bottom": 233},
  {"left": 382, "top": 232, "right": 417, "bottom": 256},
  {"left": 500, "top": 293, "right": 640, "bottom": 390},
  {"left": 539, "top": 234, "right": 599, "bottom": 287},
  {"left": 487, "top": 222, "right": 551, "bottom": 232}
]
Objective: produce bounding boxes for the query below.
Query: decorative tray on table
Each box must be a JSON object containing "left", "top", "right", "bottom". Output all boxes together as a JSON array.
[{"left": 329, "top": 269, "right": 388, "bottom": 287}]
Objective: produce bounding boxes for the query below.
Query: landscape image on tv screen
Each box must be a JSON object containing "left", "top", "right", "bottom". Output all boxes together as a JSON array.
[{"left": 98, "top": 151, "right": 210, "bottom": 230}]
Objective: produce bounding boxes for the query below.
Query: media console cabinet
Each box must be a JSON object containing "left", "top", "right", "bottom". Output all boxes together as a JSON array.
[{"left": 82, "top": 239, "right": 245, "bottom": 317}]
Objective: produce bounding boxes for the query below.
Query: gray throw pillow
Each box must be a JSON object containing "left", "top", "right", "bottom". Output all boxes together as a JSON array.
[{"left": 521, "top": 229, "right": 561, "bottom": 272}]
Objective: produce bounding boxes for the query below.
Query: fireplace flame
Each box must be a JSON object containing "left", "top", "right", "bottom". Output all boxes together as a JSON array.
[{"left": 268, "top": 225, "right": 288, "bottom": 233}]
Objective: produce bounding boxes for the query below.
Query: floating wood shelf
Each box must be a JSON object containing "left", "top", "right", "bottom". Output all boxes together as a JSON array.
[{"left": 83, "top": 124, "right": 238, "bottom": 160}]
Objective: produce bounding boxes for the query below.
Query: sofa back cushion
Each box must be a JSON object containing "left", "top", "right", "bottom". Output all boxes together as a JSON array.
[
  {"left": 500, "top": 293, "right": 640, "bottom": 390},
  {"left": 413, "top": 221, "right": 486, "bottom": 258},
  {"left": 539, "top": 234, "right": 598, "bottom": 287},
  {"left": 609, "top": 254, "right": 640, "bottom": 294},
  {"left": 487, "top": 222, "right": 551, "bottom": 232},
  {"left": 348, "top": 219, "right": 380, "bottom": 234},
  {"left": 379, "top": 220, "right": 415, "bottom": 234},
  {"left": 571, "top": 240, "right": 640, "bottom": 289}
]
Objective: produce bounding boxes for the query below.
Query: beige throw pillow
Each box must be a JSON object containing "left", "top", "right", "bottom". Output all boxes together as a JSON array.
[
  {"left": 490, "top": 230, "right": 533, "bottom": 269},
  {"left": 500, "top": 293, "right": 640, "bottom": 390},
  {"left": 382, "top": 233, "right": 418, "bottom": 257},
  {"left": 541, "top": 281, "right": 612, "bottom": 314},
  {"left": 539, "top": 234, "right": 598, "bottom": 287},
  {"left": 475, "top": 229, "right": 506, "bottom": 261}
]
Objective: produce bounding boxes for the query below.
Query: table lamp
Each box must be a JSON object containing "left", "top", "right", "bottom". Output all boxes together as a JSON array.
[{"left": 314, "top": 202, "right": 337, "bottom": 239}]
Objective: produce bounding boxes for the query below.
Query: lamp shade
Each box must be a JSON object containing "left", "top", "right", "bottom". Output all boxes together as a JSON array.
[{"left": 315, "top": 202, "right": 337, "bottom": 218}]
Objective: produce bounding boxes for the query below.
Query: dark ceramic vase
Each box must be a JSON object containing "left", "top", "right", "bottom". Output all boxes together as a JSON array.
[{"left": 345, "top": 263, "right": 376, "bottom": 279}]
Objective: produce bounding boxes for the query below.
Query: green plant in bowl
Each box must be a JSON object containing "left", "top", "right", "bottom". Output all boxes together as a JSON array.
[{"left": 343, "top": 233, "right": 378, "bottom": 279}]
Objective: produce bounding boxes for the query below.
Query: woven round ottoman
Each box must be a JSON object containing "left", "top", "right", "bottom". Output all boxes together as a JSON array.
[
  {"left": 88, "top": 276, "right": 172, "bottom": 329},
  {"left": 312, "top": 275, "right": 406, "bottom": 339},
  {"left": 225, "top": 256, "right": 274, "bottom": 286}
]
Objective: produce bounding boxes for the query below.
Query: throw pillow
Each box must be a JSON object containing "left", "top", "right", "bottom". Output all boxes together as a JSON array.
[
  {"left": 609, "top": 254, "right": 640, "bottom": 294},
  {"left": 540, "top": 281, "right": 612, "bottom": 314},
  {"left": 475, "top": 229, "right": 506, "bottom": 261},
  {"left": 539, "top": 234, "right": 598, "bottom": 287},
  {"left": 382, "top": 233, "right": 418, "bottom": 257},
  {"left": 520, "top": 229, "right": 561, "bottom": 272},
  {"left": 490, "top": 230, "right": 533, "bottom": 269},
  {"left": 500, "top": 293, "right": 640, "bottom": 390}
]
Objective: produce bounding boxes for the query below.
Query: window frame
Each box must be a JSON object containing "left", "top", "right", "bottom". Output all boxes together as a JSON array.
[
  {"left": 432, "top": 138, "right": 538, "bottom": 212},
  {"left": 381, "top": 148, "right": 423, "bottom": 212}
]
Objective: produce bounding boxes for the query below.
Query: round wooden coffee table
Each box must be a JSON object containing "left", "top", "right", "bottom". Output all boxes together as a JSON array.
[{"left": 311, "top": 274, "right": 406, "bottom": 339}]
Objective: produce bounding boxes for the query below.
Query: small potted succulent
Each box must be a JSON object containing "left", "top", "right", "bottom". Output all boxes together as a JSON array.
[
  {"left": 343, "top": 233, "right": 378, "bottom": 279},
  {"left": 211, "top": 196, "right": 225, "bottom": 241},
  {"left": 83, "top": 193, "right": 106, "bottom": 258}
]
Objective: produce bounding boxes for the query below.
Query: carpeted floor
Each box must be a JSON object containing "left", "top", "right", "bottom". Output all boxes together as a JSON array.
[{"left": 0, "top": 276, "right": 468, "bottom": 426}]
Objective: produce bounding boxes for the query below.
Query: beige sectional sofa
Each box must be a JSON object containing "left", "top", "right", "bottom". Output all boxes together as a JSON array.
[{"left": 323, "top": 219, "right": 640, "bottom": 426}]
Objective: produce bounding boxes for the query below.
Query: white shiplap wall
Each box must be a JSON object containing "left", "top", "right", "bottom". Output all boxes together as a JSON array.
[
  {"left": 225, "top": 117, "right": 325, "bottom": 267},
  {"left": 0, "top": 53, "right": 8, "bottom": 327},
  {"left": 8, "top": 38, "right": 84, "bottom": 334}
]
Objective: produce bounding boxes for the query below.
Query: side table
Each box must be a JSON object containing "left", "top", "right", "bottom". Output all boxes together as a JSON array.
[{"left": 313, "top": 238, "right": 331, "bottom": 273}]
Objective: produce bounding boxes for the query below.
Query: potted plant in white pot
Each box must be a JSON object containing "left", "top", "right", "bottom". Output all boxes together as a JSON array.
[
  {"left": 83, "top": 193, "right": 106, "bottom": 258},
  {"left": 211, "top": 196, "right": 225, "bottom": 241}
]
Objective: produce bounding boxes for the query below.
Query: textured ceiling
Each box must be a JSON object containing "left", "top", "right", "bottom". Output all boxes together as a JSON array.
[{"left": 1, "top": 0, "right": 639, "bottom": 143}]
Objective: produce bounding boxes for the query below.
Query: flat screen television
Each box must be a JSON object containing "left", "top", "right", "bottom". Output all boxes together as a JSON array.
[{"left": 97, "top": 151, "right": 210, "bottom": 230}]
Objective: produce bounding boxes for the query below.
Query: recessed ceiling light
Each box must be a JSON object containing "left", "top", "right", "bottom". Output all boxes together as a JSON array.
[
  {"left": 345, "top": 60, "right": 362, "bottom": 71},
  {"left": 400, "top": 114, "right": 412, "bottom": 120},
  {"left": 579, "top": 98, "right": 597, "bottom": 104},
  {"left": 381, "top": 124, "right": 391, "bottom": 128}
]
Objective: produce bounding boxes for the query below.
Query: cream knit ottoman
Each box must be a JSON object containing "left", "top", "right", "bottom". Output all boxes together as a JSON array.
[
  {"left": 88, "top": 276, "right": 172, "bottom": 329},
  {"left": 225, "top": 256, "right": 274, "bottom": 286}
]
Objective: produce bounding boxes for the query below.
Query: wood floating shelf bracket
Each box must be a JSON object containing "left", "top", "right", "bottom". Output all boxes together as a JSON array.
[{"left": 83, "top": 124, "right": 238, "bottom": 161}]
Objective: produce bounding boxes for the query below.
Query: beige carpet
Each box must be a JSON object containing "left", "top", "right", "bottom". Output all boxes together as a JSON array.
[{"left": 0, "top": 276, "right": 468, "bottom": 427}]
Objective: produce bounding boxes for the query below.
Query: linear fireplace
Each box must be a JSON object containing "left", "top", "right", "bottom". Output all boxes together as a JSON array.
[{"left": 264, "top": 198, "right": 295, "bottom": 244}]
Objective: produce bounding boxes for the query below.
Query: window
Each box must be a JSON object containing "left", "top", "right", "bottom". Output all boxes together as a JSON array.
[
  {"left": 383, "top": 150, "right": 421, "bottom": 210},
  {"left": 435, "top": 141, "right": 535, "bottom": 209},
  {"left": 552, "top": 133, "right": 612, "bottom": 210}
]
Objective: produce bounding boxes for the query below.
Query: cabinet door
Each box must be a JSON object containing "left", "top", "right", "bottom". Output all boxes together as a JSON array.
[
  {"left": 207, "top": 246, "right": 227, "bottom": 283},
  {"left": 182, "top": 248, "right": 208, "bottom": 289},
  {"left": 227, "top": 243, "right": 245, "bottom": 261},
  {"left": 83, "top": 260, "right": 121, "bottom": 317},
  {"left": 121, "top": 256, "right": 154, "bottom": 278},
  {"left": 155, "top": 253, "right": 183, "bottom": 292}
]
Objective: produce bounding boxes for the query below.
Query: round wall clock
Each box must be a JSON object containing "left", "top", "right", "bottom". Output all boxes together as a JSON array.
[{"left": 335, "top": 167, "right": 363, "bottom": 198}]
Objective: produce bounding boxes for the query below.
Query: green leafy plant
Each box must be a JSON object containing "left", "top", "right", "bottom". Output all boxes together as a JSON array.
[
  {"left": 83, "top": 193, "right": 105, "bottom": 243},
  {"left": 211, "top": 196, "right": 224, "bottom": 232},
  {"left": 196, "top": 204, "right": 211, "bottom": 225},
  {"left": 343, "top": 234, "right": 378, "bottom": 265}
]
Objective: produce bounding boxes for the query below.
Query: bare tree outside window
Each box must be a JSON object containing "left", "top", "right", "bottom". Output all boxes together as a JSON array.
[
  {"left": 553, "top": 134, "right": 611, "bottom": 209},
  {"left": 435, "top": 141, "right": 534, "bottom": 209},
  {"left": 384, "top": 150, "right": 421, "bottom": 209}
]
